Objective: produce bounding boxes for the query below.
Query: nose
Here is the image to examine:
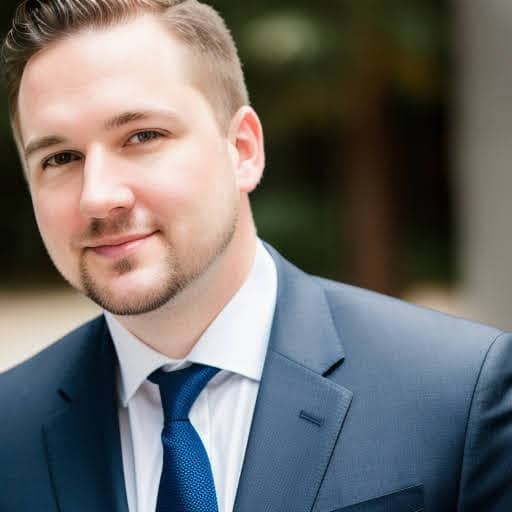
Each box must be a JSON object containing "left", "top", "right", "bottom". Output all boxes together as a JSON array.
[{"left": 79, "top": 147, "right": 135, "bottom": 219}]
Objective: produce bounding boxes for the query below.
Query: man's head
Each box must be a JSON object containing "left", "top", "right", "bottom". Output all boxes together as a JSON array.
[{"left": 2, "top": 0, "right": 265, "bottom": 316}]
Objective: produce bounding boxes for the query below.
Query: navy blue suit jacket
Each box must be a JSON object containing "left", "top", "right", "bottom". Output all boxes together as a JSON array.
[{"left": 2, "top": 246, "right": 512, "bottom": 511}]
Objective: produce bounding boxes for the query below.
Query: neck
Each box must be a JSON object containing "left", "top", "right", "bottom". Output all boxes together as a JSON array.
[{"left": 114, "top": 200, "right": 257, "bottom": 359}]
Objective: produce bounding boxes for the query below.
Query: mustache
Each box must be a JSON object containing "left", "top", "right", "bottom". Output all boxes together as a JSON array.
[
  {"left": 75, "top": 215, "right": 155, "bottom": 247},
  {"left": 89, "top": 216, "right": 132, "bottom": 237}
]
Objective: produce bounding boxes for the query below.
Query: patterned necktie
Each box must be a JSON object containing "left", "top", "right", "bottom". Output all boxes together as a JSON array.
[{"left": 149, "top": 364, "right": 220, "bottom": 512}]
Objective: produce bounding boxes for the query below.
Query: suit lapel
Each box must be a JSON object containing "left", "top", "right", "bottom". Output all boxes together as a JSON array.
[
  {"left": 234, "top": 247, "right": 353, "bottom": 512},
  {"left": 43, "top": 318, "right": 128, "bottom": 512}
]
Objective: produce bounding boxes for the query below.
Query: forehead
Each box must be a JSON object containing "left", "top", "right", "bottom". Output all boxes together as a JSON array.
[{"left": 17, "top": 15, "right": 195, "bottom": 141}]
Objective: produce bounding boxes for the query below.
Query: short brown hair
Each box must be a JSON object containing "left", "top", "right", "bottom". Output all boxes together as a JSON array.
[{"left": 2, "top": 0, "right": 250, "bottom": 140}]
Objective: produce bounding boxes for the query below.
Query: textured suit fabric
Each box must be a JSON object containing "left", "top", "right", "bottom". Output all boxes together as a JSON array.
[{"left": 1, "top": 245, "right": 512, "bottom": 511}]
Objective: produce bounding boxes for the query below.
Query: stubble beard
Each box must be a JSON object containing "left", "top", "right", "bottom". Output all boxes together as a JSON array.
[{"left": 79, "top": 210, "right": 239, "bottom": 316}]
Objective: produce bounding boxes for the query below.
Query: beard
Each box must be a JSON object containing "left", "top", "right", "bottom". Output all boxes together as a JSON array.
[
  {"left": 78, "top": 210, "right": 239, "bottom": 316},
  {"left": 80, "top": 245, "right": 184, "bottom": 315}
]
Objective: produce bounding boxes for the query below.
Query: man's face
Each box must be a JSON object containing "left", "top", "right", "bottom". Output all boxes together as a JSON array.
[{"left": 17, "top": 16, "right": 244, "bottom": 315}]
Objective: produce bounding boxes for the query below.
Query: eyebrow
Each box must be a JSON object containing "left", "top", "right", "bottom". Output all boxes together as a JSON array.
[
  {"left": 103, "top": 108, "right": 180, "bottom": 130},
  {"left": 24, "top": 108, "right": 180, "bottom": 160},
  {"left": 24, "top": 135, "right": 69, "bottom": 160}
]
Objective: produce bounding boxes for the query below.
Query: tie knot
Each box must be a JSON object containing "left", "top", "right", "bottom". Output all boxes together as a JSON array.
[{"left": 149, "top": 364, "right": 220, "bottom": 422}]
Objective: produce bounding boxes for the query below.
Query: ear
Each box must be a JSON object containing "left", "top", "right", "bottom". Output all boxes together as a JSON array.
[{"left": 227, "top": 106, "right": 265, "bottom": 193}]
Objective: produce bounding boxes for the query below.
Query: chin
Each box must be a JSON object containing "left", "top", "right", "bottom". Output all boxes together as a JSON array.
[
  {"left": 80, "top": 261, "right": 186, "bottom": 316},
  {"left": 85, "top": 281, "right": 180, "bottom": 316}
]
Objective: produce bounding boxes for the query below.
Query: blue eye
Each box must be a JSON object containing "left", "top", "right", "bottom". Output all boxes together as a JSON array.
[
  {"left": 127, "top": 130, "right": 163, "bottom": 145},
  {"left": 42, "top": 152, "right": 80, "bottom": 169}
]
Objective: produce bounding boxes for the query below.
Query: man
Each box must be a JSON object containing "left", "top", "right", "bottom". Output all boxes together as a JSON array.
[{"left": 1, "top": 1, "right": 511, "bottom": 511}]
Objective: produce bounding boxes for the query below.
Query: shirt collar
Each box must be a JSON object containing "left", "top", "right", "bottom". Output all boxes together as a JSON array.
[{"left": 106, "top": 240, "right": 277, "bottom": 407}]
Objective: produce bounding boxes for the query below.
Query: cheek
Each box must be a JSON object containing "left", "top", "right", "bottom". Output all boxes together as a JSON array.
[
  {"left": 138, "top": 166, "right": 237, "bottom": 247},
  {"left": 31, "top": 188, "right": 80, "bottom": 249},
  {"left": 137, "top": 145, "right": 232, "bottom": 215}
]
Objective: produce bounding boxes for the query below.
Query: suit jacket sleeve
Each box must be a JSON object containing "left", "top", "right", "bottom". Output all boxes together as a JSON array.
[{"left": 458, "top": 331, "right": 512, "bottom": 511}]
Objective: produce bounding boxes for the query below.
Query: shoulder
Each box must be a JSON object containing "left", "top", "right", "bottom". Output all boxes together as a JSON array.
[
  {"left": 312, "top": 275, "right": 511, "bottom": 380},
  {"left": 316, "top": 274, "right": 502, "bottom": 344},
  {"left": 0, "top": 315, "right": 106, "bottom": 413},
  {"left": 266, "top": 242, "right": 508, "bottom": 366}
]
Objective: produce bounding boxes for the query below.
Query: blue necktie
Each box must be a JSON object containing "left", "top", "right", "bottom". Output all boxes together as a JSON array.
[{"left": 149, "top": 364, "right": 220, "bottom": 512}]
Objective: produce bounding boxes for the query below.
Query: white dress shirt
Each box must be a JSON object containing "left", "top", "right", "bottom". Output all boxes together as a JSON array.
[{"left": 105, "top": 241, "right": 278, "bottom": 512}]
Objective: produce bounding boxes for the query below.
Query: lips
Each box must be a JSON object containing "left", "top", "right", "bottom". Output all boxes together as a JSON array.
[{"left": 87, "top": 232, "right": 155, "bottom": 258}]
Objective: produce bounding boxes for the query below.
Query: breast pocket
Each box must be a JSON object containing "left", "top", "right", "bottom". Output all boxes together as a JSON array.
[{"left": 329, "top": 484, "right": 423, "bottom": 512}]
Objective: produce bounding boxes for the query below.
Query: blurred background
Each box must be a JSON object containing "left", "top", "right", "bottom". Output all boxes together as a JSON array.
[{"left": 1, "top": 0, "right": 511, "bottom": 371}]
